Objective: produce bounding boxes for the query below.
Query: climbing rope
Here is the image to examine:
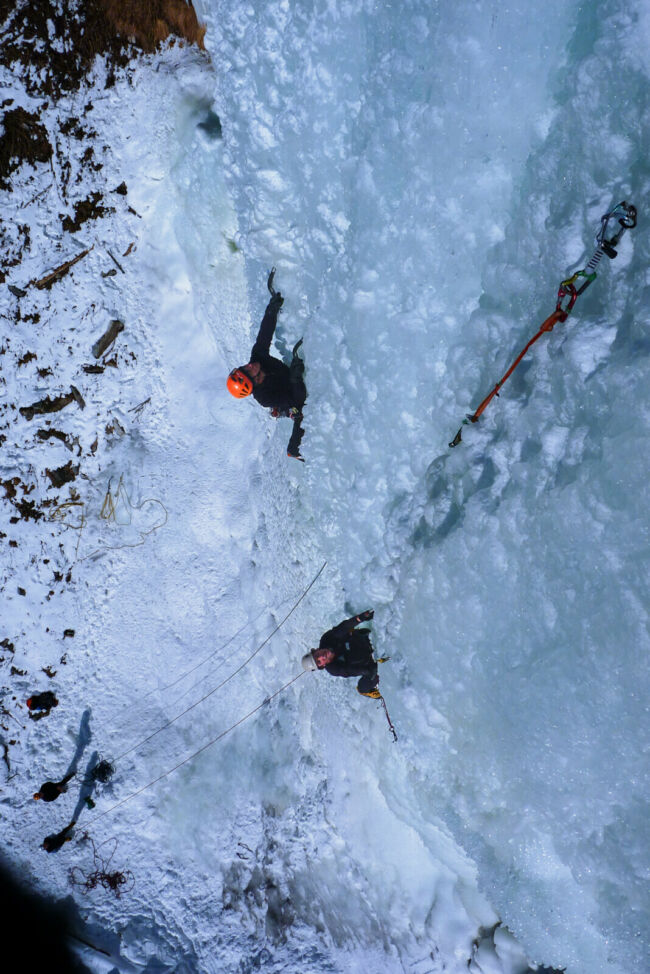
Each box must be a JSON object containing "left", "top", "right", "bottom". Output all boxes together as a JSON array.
[
  {"left": 47, "top": 475, "right": 167, "bottom": 564},
  {"left": 111, "top": 561, "right": 327, "bottom": 763},
  {"left": 134, "top": 597, "right": 293, "bottom": 707},
  {"left": 89, "top": 474, "right": 167, "bottom": 556},
  {"left": 90, "top": 672, "right": 306, "bottom": 826},
  {"left": 449, "top": 200, "right": 637, "bottom": 447},
  {"left": 48, "top": 500, "right": 86, "bottom": 559}
]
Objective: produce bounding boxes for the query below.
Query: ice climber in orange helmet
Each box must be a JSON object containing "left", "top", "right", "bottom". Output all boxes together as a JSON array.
[{"left": 227, "top": 268, "right": 306, "bottom": 460}]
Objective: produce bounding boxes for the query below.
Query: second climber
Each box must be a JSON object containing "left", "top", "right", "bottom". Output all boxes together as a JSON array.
[{"left": 302, "top": 610, "right": 387, "bottom": 698}]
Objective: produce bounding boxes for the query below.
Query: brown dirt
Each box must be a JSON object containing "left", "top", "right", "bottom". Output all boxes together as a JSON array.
[
  {"left": 45, "top": 461, "right": 79, "bottom": 489},
  {"left": 0, "top": 0, "right": 206, "bottom": 99},
  {"left": 0, "top": 221, "right": 31, "bottom": 280},
  {"left": 61, "top": 191, "right": 114, "bottom": 233},
  {"left": 102, "top": 0, "right": 206, "bottom": 52},
  {"left": 0, "top": 108, "right": 52, "bottom": 190}
]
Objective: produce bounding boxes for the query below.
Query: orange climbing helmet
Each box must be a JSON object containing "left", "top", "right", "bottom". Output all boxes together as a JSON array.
[{"left": 227, "top": 368, "right": 253, "bottom": 398}]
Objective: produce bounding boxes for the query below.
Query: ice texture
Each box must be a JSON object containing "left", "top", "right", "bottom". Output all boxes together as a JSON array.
[{"left": 200, "top": 0, "right": 649, "bottom": 971}]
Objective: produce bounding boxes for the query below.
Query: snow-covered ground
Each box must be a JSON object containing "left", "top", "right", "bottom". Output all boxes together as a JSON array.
[{"left": 1, "top": 1, "right": 648, "bottom": 972}]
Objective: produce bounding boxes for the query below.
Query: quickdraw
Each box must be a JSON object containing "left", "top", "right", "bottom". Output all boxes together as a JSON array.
[
  {"left": 379, "top": 694, "right": 398, "bottom": 742},
  {"left": 449, "top": 201, "right": 637, "bottom": 448}
]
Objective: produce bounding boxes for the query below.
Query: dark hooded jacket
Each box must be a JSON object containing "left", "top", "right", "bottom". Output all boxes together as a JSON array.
[
  {"left": 37, "top": 773, "right": 73, "bottom": 802},
  {"left": 27, "top": 692, "right": 58, "bottom": 719},
  {"left": 43, "top": 821, "right": 75, "bottom": 853},
  {"left": 250, "top": 295, "right": 306, "bottom": 413},
  {"left": 249, "top": 295, "right": 306, "bottom": 458},
  {"left": 38, "top": 782, "right": 63, "bottom": 802},
  {"left": 319, "top": 615, "right": 379, "bottom": 693}
]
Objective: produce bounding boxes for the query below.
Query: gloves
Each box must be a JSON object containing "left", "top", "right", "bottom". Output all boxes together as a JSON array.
[
  {"left": 356, "top": 609, "right": 374, "bottom": 623},
  {"left": 272, "top": 406, "right": 302, "bottom": 420}
]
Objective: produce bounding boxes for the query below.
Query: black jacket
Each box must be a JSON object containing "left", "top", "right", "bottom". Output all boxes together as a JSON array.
[
  {"left": 38, "top": 782, "right": 63, "bottom": 802},
  {"left": 28, "top": 691, "right": 58, "bottom": 711},
  {"left": 250, "top": 296, "right": 305, "bottom": 413},
  {"left": 38, "top": 773, "right": 73, "bottom": 802},
  {"left": 43, "top": 821, "right": 75, "bottom": 853},
  {"left": 320, "top": 615, "right": 379, "bottom": 690}
]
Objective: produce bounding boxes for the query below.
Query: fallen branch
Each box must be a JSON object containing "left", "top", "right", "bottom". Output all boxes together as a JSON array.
[
  {"left": 30, "top": 246, "right": 93, "bottom": 291},
  {"left": 127, "top": 396, "right": 150, "bottom": 418},
  {"left": 1, "top": 707, "right": 21, "bottom": 729},
  {"left": 107, "top": 249, "right": 124, "bottom": 274},
  {"left": 20, "top": 385, "right": 85, "bottom": 421},
  {"left": 20, "top": 183, "right": 53, "bottom": 209}
]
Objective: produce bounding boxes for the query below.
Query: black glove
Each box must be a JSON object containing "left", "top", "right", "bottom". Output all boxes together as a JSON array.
[{"left": 356, "top": 609, "right": 374, "bottom": 623}]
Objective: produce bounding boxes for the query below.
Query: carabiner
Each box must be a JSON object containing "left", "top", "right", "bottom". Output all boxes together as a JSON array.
[
  {"left": 557, "top": 278, "right": 579, "bottom": 314},
  {"left": 597, "top": 201, "right": 637, "bottom": 257}
]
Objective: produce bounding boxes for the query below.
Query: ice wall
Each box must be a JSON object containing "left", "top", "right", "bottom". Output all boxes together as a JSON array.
[{"left": 200, "top": 1, "right": 650, "bottom": 972}]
